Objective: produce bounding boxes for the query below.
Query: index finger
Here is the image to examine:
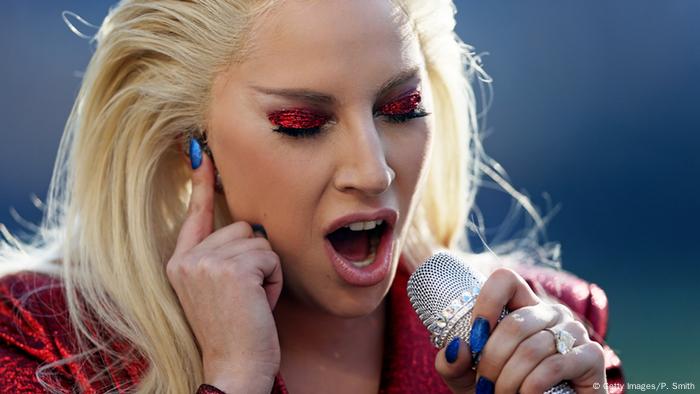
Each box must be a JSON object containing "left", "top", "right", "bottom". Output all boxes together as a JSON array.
[
  {"left": 471, "top": 268, "right": 540, "bottom": 339},
  {"left": 172, "top": 141, "right": 217, "bottom": 256}
]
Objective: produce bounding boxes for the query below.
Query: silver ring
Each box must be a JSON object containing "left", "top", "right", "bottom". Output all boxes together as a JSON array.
[{"left": 545, "top": 327, "right": 576, "bottom": 355}]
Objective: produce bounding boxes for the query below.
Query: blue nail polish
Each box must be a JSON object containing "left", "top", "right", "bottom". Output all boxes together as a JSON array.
[
  {"left": 469, "top": 317, "right": 490, "bottom": 354},
  {"left": 445, "top": 337, "right": 460, "bottom": 364},
  {"left": 475, "top": 376, "right": 494, "bottom": 394},
  {"left": 189, "top": 137, "right": 202, "bottom": 170}
]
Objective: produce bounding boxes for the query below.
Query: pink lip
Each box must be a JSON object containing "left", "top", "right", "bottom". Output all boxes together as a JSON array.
[
  {"left": 323, "top": 219, "right": 395, "bottom": 287},
  {"left": 322, "top": 208, "right": 398, "bottom": 287},
  {"left": 323, "top": 208, "right": 398, "bottom": 236}
]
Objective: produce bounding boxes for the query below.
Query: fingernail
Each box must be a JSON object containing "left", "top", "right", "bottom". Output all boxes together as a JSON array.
[
  {"left": 469, "top": 317, "right": 490, "bottom": 354},
  {"left": 445, "top": 337, "right": 460, "bottom": 364},
  {"left": 475, "top": 376, "right": 494, "bottom": 394},
  {"left": 251, "top": 224, "right": 268, "bottom": 239},
  {"left": 189, "top": 137, "right": 202, "bottom": 170}
]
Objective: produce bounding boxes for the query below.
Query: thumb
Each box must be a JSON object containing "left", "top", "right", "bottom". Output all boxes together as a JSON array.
[
  {"left": 173, "top": 137, "right": 216, "bottom": 256},
  {"left": 435, "top": 337, "right": 478, "bottom": 393}
]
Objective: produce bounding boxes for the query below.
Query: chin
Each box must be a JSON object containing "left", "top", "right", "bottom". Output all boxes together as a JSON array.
[{"left": 321, "top": 274, "right": 397, "bottom": 318}]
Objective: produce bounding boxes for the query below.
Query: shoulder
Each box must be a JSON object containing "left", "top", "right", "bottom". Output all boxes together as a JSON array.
[
  {"left": 0, "top": 271, "right": 148, "bottom": 392},
  {"left": 0, "top": 270, "right": 68, "bottom": 318},
  {"left": 0, "top": 270, "right": 82, "bottom": 392},
  {"left": 0, "top": 270, "right": 69, "bottom": 325},
  {"left": 0, "top": 270, "right": 65, "bottom": 300},
  {"left": 0, "top": 270, "right": 74, "bottom": 359}
]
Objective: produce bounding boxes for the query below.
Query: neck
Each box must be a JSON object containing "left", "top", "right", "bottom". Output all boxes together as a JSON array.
[{"left": 273, "top": 291, "right": 387, "bottom": 389}]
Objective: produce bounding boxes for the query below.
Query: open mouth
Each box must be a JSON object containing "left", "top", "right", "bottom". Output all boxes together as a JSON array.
[{"left": 325, "top": 221, "right": 387, "bottom": 268}]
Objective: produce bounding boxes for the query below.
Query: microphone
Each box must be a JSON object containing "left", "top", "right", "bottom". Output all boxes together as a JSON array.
[{"left": 406, "top": 251, "right": 575, "bottom": 394}]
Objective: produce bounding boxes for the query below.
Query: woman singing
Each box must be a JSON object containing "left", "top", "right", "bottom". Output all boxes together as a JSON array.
[{"left": 0, "top": 0, "right": 624, "bottom": 392}]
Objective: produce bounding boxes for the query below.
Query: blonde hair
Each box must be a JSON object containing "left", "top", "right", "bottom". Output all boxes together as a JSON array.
[{"left": 0, "top": 0, "right": 545, "bottom": 392}]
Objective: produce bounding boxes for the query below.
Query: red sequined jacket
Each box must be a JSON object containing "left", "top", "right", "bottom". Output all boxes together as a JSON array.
[{"left": 0, "top": 258, "right": 625, "bottom": 393}]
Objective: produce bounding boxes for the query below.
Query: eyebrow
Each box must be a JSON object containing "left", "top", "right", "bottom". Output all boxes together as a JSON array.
[{"left": 249, "top": 66, "right": 420, "bottom": 105}]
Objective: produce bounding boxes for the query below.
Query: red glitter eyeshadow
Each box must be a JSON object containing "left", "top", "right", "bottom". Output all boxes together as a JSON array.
[
  {"left": 379, "top": 91, "right": 422, "bottom": 114},
  {"left": 268, "top": 108, "right": 329, "bottom": 129}
]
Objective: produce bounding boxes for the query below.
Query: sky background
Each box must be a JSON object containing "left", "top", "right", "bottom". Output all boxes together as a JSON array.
[{"left": 1, "top": 0, "right": 698, "bottom": 385}]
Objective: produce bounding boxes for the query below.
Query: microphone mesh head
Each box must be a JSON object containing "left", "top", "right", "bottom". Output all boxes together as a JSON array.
[
  {"left": 406, "top": 251, "right": 485, "bottom": 348},
  {"left": 406, "top": 251, "right": 577, "bottom": 394}
]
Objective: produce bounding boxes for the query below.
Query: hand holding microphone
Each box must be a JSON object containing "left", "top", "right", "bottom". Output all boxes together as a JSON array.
[{"left": 408, "top": 252, "right": 607, "bottom": 393}]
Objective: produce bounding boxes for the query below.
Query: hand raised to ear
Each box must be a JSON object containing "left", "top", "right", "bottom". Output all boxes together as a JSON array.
[{"left": 168, "top": 139, "right": 283, "bottom": 393}]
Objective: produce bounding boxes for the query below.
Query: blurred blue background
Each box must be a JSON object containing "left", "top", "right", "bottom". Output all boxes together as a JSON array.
[{"left": 1, "top": 0, "right": 698, "bottom": 385}]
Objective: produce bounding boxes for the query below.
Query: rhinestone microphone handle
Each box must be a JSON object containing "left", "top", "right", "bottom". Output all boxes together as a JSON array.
[{"left": 406, "top": 251, "right": 575, "bottom": 394}]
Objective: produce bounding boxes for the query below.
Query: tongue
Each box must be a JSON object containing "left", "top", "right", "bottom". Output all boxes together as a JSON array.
[{"left": 327, "top": 227, "right": 369, "bottom": 261}]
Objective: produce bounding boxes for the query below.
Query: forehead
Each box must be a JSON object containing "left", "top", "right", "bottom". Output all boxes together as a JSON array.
[{"left": 238, "top": 0, "right": 423, "bottom": 95}]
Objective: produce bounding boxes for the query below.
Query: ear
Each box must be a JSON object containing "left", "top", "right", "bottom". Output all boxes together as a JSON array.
[
  {"left": 203, "top": 133, "right": 224, "bottom": 192},
  {"left": 196, "top": 131, "right": 214, "bottom": 161}
]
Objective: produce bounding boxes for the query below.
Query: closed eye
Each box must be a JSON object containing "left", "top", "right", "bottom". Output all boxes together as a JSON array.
[
  {"left": 381, "top": 108, "right": 431, "bottom": 124},
  {"left": 270, "top": 90, "right": 430, "bottom": 139},
  {"left": 271, "top": 109, "right": 429, "bottom": 139}
]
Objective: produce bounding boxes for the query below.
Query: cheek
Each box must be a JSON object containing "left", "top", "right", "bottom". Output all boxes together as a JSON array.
[
  {"left": 214, "top": 127, "right": 325, "bottom": 232},
  {"left": 392, "top": 126, "right": 433, "bottom": 192}
]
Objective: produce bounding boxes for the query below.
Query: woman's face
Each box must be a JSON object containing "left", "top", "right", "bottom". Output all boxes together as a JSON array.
[{"left": 207, "top": 0, "right": 434, "bottom": 317}]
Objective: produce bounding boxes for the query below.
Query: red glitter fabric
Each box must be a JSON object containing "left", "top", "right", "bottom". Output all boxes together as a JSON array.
[{"left": 0, "top": 256, "right": 624, "bottom": 393}]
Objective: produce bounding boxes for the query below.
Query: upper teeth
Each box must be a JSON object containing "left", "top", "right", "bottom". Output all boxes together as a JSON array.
[{"left": 344, "top": 219, "right": 383, "bottom": 231}]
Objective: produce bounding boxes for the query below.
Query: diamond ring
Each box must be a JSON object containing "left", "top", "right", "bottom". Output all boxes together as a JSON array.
[{"left": 545, "top": 327, "right": 576, "bottom": 355}]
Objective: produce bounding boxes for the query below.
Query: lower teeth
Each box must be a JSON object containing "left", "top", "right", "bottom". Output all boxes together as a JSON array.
[{"left": 350, "top": 234, "right": 380, "bottom": 268}]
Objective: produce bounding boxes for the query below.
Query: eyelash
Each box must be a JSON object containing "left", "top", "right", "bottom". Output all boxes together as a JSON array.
[{"left": 271, "top": 101, "right": 431, "bottom": 139}]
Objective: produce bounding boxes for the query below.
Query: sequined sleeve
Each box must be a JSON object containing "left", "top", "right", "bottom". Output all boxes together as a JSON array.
[
  {"left": 0, "top": 272, "right": 246, "bottom": 394},
  {"left": 0, "top": 273, "right": 75, "bottom": 393},
  {"left": 0, "top": 342, "right": 74, "bottom": 393}
]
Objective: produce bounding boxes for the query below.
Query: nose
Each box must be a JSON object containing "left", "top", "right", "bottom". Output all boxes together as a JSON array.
[{"left": 332, "top": 118, "right": 396, "bottom": 196}]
